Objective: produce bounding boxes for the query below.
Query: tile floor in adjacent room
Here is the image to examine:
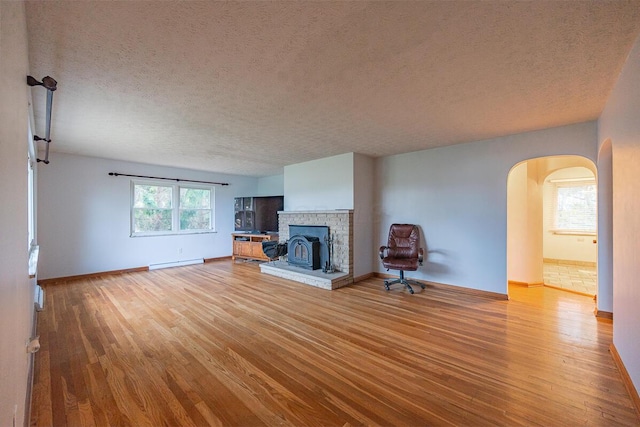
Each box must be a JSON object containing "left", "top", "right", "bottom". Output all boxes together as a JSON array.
[{"left": 543, "top": 261, "right": 597, "bottom": 296}]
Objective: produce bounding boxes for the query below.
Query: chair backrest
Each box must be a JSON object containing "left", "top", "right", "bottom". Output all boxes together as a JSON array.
[{"left": 387, "top": 224, "right": 420, "bottom": 259}]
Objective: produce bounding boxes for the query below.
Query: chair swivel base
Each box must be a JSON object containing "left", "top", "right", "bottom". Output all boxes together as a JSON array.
[{"left": 384, "top": 271, "right": 425, "bottom": 294}]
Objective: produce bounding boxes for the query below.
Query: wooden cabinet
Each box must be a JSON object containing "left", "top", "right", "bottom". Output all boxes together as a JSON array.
[{"left": 232, "top": 233, "right": 277, "bottom": 262}]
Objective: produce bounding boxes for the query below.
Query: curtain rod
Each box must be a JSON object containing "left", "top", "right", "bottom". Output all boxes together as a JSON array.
[{"left": 108, "top": 172, "right": 229, "bottom": 186}]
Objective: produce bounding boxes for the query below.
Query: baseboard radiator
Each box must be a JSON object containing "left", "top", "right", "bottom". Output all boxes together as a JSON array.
[{"left": 149, "top": 258, "right": 204, "bottom": 271}]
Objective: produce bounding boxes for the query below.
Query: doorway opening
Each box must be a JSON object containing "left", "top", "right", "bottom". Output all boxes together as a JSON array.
[{"left": 507, "top": 156, "right": 597, "bottom": 298}]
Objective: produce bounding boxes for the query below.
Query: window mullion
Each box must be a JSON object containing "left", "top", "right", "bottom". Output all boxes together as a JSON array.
[{"left": 173, "top": 184, "right": 180, "bottom": 232}]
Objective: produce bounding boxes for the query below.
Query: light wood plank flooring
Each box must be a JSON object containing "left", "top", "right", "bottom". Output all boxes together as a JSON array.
[{"left": 31, "top": 261, "right": 638, "bottom": 426}]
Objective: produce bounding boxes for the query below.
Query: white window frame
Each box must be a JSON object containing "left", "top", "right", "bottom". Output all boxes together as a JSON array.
[
  {"left": 27, "top": 118, "right": 37, "bottom": 249},
  {"left": 551, "top": 178, "right": 597, "bottom": 236},
  {"left": 130, "top": 180, "right": 215, "bottom": 237}
]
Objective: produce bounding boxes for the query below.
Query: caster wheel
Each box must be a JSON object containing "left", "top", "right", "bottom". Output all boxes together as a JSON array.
[
  {"left": 384, "top": 285, "right": 390, "bottom": 291},
  {"left": 409, "top": 289, "right": 415, "bottom": 294},
  {"left": 421, "top": 284, "right": 426, "bottom": 289}
]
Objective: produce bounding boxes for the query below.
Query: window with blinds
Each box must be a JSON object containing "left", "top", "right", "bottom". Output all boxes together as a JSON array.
[{"left": 552, "top": 179, "right": 596, "bottom": 234}]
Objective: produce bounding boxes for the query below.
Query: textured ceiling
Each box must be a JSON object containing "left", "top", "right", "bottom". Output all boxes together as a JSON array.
[{"left": 25, "top": 1, "right": 640, "bottom": 177}]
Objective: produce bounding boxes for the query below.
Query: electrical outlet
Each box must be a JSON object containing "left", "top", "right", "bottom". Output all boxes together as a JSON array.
[{"left": 178, "top": 248, "right": 183, "bottom": 254}]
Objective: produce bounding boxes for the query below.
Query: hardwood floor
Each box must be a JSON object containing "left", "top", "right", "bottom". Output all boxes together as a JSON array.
[{"left": 31, "top": 261, "right": 639, "bottom": 426}]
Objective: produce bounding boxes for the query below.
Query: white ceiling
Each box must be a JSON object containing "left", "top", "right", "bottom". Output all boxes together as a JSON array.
[{"left": 25, "top": 1, "right": 640, "bottom": 177}]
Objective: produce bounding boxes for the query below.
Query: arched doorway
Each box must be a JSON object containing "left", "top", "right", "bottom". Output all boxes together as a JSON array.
[{"left": 507, "top": 155, "right": 597, "bottom": 298}]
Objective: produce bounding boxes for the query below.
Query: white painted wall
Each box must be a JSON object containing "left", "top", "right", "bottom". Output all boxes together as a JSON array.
[
  {"left": 0, "top": 2, "right": 34, "bottom": 425},
  {"left": 598, "top": 33, "right": 640, "bottom": 394},
  {"left": 507, "top": 162, "right": 530, "bottom": 282},
  {"left": 282, "top": 152, "right": 374, "bottom": 278},
  {"left": 507, "top": 161, "right": 543, "bottom": 285},
  {"left": 284, "top": 153, "right": 354, "bottom": 211},
  {"left": 353, "top": 153, "right": 375, "bottom": 279},
  {"left": 596, "top": 139, "right": 613, "bottom": 313},
  {"left": 542, "top": 167, "right": 597, "bottom": 263},
  {"left": 37, "top": 153, "right": 258, "bottom": 279},
  {"left": 375, "top": 122, "right": 597, "bottom": 294},
  {"left": 527, "top": 161, "right": 544, "bottom": 285},
  {"left": 256, "top": 174, "right": 284, "bottom": 196}
]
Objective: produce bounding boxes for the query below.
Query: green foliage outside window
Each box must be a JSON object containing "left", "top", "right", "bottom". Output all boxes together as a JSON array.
[
  {"left": 134, "top": 209, "right": 172, "bottom": 232},
  {"left": 180, "top": 188, "right": 211, "bottom": 230},
  {"left": 132, "top": 183, "right": 214, "bottom": 235},
  {"left": 133, "top": 185, "right": 173, "bottom": 232}
]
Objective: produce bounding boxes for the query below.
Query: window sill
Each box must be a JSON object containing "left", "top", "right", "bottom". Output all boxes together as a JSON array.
[
  {"left": 130, "top": 230, "right": 217, "bottom": 238},
  {"left": 551, "top": 230, "right": 596, "bottom": 236}
]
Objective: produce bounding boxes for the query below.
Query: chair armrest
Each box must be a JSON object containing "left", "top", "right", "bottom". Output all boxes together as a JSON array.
[
  {"left": 418, "top": 248, "right": 424, "bottom": 266},
  {"left": 379, "top": 246, "right": 388, "bottom": 259}
]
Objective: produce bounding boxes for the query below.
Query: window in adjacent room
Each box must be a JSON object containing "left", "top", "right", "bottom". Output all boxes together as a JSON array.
[
  {"left": 552, "top": 178, "right": 596, "bottom": 235},
  {"left": 131, "top": 181, "right": 214, "bottom": 236}
]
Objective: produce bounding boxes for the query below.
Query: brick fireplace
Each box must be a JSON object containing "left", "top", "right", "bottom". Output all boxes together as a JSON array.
[{"left": 260, "top": 210, "right": 354, "bottom": 289}]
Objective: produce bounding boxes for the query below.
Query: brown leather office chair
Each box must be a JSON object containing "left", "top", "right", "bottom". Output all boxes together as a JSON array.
[{"left": 379, "top": 224, "right": 425, "bottom": 294}]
